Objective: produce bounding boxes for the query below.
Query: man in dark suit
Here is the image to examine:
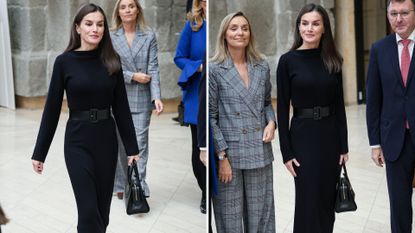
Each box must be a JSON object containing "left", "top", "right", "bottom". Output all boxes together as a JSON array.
[{"left": 366, "top": 0, "right": 415, "bottom": 232}]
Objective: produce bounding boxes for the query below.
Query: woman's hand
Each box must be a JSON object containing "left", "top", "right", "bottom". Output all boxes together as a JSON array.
[
  {"left": 32, "top": 160, "right": 44, "bottom": 174},
  {"left": 284, "top": 158, "right": 300, "bottom": 177},
  {"left": 132, "top": 72, "right": 151, "bottom": 84},
  {"left": 154, "top": 99, "right": 164, "bottom": 115},
  {"left": 218, "top": 158, "right": 232, "bottom": 183},
  {"left": 128, "top": 154, "right": 139, "bottom": 166},
  {"left": 262, "top": 121, "right": 275, "bottom": 143},
  {"left": 339, "top": 153, "right": 349, "bottom": 165}
]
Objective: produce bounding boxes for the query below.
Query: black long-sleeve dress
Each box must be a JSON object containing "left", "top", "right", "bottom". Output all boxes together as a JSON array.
[
  {"left": 32, "top": 49, "right": 139, "bottom": 233},
  {"left": 277, "top": 48, "right": 348, "bottom": 233}
]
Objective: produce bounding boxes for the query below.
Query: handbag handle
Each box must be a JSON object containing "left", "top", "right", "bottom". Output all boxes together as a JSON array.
[
  {"left": 341, "top": 162, "right": 349, "bottom": 178},
  {"left": 127, "top": 160, "right": 144, "bottom": 190},
  {"left": 340, "top": 162, "right": 353, "bottom": 189}
]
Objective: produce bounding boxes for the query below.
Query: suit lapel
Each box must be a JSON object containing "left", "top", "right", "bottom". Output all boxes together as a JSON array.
[
  {"left": 389, "top": 34, "right": 406, "bottom": 88},
  {"left": 405, "top": 42, "right": 415, "bottom": 91},
  {"left": 248, "top": 63, "right": 260, "bottom": 99},
  {"left": 115, "top": 28, "right": 135, "bottom": 66},
  {"left": 220, "top": 59, "right": 260, "bottom": 118},
  {"left": 131, "top": 30, "right": 147, "bottom": 59}
]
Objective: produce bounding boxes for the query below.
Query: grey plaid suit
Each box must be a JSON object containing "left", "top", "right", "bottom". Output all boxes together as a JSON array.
[
  {"left": 209, "top": 58, "right": 276, "bottom": 233},
  {"left": 110, "top": 28, "right": 161, "bottom": 197}
]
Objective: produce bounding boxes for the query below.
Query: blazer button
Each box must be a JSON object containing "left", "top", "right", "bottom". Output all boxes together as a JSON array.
[
  {"left": 256, "top": 127, "right": 261, "bottom": 131},
  {"left": 242, "top": 129, "right": 248, "bottom": 134},
  {"left": 235, "top": 112, "right": 240, "bottom": 116}
]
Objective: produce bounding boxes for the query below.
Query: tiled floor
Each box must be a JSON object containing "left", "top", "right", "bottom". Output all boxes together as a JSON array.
[
  {"left": 0, "top": 108, "right": 206, "bottom": 233},
  {"left": 2, "top": 105, "right": 415, "bottom": 233}
]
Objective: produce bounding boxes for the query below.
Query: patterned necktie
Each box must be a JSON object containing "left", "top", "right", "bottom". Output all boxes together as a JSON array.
[
  {"left": 401, "top": 39, "right": 411, "bottom": 86},
  {"left": 401, "top": 39, "right": 411, "bottom": 128}
]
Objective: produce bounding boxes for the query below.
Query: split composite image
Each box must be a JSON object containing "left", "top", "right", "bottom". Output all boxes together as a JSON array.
[{"left": 1, "top": 0, "right": 415, "bottom": 233}]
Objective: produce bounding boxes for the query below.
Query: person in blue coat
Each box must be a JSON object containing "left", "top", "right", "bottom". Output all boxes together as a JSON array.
[{"left": 174, "top": 0, "right": 207, "bottom": 214}]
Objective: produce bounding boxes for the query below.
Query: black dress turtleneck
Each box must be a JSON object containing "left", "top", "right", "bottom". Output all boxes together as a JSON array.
[
  {"left": 31, "top": 49, "right": 139, "bottom": 233},
  {"left": 276, "top": 48, "right": 348, "bottom": 233}
]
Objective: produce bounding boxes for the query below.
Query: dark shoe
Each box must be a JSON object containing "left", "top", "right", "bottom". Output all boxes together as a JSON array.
[
  {"left": 200, "top": 196, "right": 206, "bottom": 214},
  {"left": 117, "top": 192, "right": 123, "bottom": 200},
  {"left": 172, "top": 116, "right": 180, "bottom": 122}
]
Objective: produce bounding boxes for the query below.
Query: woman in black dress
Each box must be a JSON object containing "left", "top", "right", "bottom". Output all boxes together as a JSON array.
[
  {"left": 276, "top": 3, "right": 349, "bottom": 233},
  {"left": 31, "top": 4, "right": 139, "bottom": 233}
]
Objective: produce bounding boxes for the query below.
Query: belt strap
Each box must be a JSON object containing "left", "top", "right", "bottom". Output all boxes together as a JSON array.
[
  {"left": 69, "top": 109, "right": 110, "bottom": 123},
  {"left": 293, "top": 106, "right": 334, "bottom": 120}
]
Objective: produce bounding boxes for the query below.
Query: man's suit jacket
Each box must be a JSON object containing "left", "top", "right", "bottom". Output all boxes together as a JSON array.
[
  {"left": 110, "top": 27, "right": 161, "bottom": 113},
  {"left": 367, "top": 33, "right": 415, "bottom": 161},
  {"left": 209, "top": 58, "right": 275, "bottom": 170}
]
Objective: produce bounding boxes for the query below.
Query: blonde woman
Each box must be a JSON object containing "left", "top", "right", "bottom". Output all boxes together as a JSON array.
[
  {"left": 174, "top": 0, "right": 207, "bottom": 213},
  {"left": 110, "top": 0, "right": 163, "bottom": 199},
  {"left": 209, "top": 11, "right": 276, "bottom": 233}
]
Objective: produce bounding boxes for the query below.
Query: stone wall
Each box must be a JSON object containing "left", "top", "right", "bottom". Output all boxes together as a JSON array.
[
  {"left": 7, "top": 0, "right": 187, "bottom": 101},
  {"left": 209, "top": 0, "right": 336, "bottom": 98}
]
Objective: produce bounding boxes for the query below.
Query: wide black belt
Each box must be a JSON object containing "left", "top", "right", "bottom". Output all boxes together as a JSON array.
[
  {"left": 293, "top": 106, "right": 334, "bottom": 120},
  {"left": 69, "top": 109, "right": 110, "bottom": 123}
]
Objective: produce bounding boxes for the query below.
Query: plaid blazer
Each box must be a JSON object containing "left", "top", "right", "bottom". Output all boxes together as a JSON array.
[
  {"left": 209, "top": 58, "right": 275, "bottom": 169},
  {"left": 110, "top": 27, "right": 161, "bottom": 113}
]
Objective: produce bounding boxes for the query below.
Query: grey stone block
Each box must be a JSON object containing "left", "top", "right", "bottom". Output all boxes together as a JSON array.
[
  {"left": 8, "top": 6, "right": 46, "bottom": 52},
  {"left": 47, "top": 0, "right": 71, "bottom": 51},
  {"left": 320, "top": 0, "right": 335, "bottom": 9},
  {"left": 8, "top": 6, "right": 30, "bottom": 51},
  {"left": 28, "top": 0, "right": 48, "bottom": 7},
  {"left": 155, "top": 0, "right": 173, "bottom": 8},
  {"left": 7, "top": 0, "right": 25, "bottom": 7},
  {"left": 158, "top": 52, "right": 181, "bottom": 99},
  {"left": 277, "top": 12, "right": 297, "bottom": 46},
  {"left": 144, "top": 7, "right": 157, "bottom": 28},
  {"left": 13, "top": 53, "right": 47, "bottom": 96},
  {"left": 30, "top": 8, "right": 46, "bottom": 52},
  {"left": 173, "top": 0, "right": 186, "bottom": 7},
  {"left": 245, "top": 1, "right": 277, "bottom": 56},
  {"left": 208, "top": 0, "right": 227, "bottom": 55},
  {"left": 280, "top": 0, "right": 305, "bottom": 12},
  {"left": 7, "top": 0, "right": 46, "bottom": 7}
]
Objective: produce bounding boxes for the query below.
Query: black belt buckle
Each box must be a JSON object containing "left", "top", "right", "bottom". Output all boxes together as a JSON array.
[
  {"left": 89, "top": 108, "right": 98, "bottom": 123},
  {"left": 313, "top": 106, "right": 322, "bottom": 120}
]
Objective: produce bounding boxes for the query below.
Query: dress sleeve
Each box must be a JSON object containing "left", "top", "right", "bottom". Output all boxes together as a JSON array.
[
  {"left": 112, "top": 69, "right": 139, "bottom": 156},
  {"left": 174, "top": 21, "right": 202, "bottom": 89},
  {"left": 208, "top": 64, "right": 228, "bottom": 153},
  {"left": 336, "top": 72, "right": 349, "bottom": 154},
  {"left": 276, "top": 55, "right": 295, "bottom": 163},
  {"left": 31, "top": 56, "right": 65, "bottom": 162}
]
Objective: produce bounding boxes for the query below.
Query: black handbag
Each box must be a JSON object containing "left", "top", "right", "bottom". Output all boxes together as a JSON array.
[
  {"left": 125, "top": 160, "right": 150, "bottom": 215},
  {"left": 335, "top": 162, "right": 357, "bottom": 213}
]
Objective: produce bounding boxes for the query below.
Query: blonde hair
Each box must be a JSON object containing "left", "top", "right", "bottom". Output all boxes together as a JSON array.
[
  {"left": 211, "top": 12, "right": 263, "bottom": 64},
  {"left": 112, "top": 0, "right": 147, "bottom": 31},
  {"left": 187, "top": 0, "right": 206, "bottom": 32}
]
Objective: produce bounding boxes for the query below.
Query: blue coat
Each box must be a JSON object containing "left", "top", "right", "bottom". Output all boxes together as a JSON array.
[{"left": 174, "top": 21, "right": 206, "bottom": 125}]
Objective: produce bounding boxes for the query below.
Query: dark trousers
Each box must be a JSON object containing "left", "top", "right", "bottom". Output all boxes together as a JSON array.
[
  {"left": 190, "top": 124, "right": 206, "bottom": 197},
  {"left": 385, "top": 130, "right": 415, "bottom": 233}
]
